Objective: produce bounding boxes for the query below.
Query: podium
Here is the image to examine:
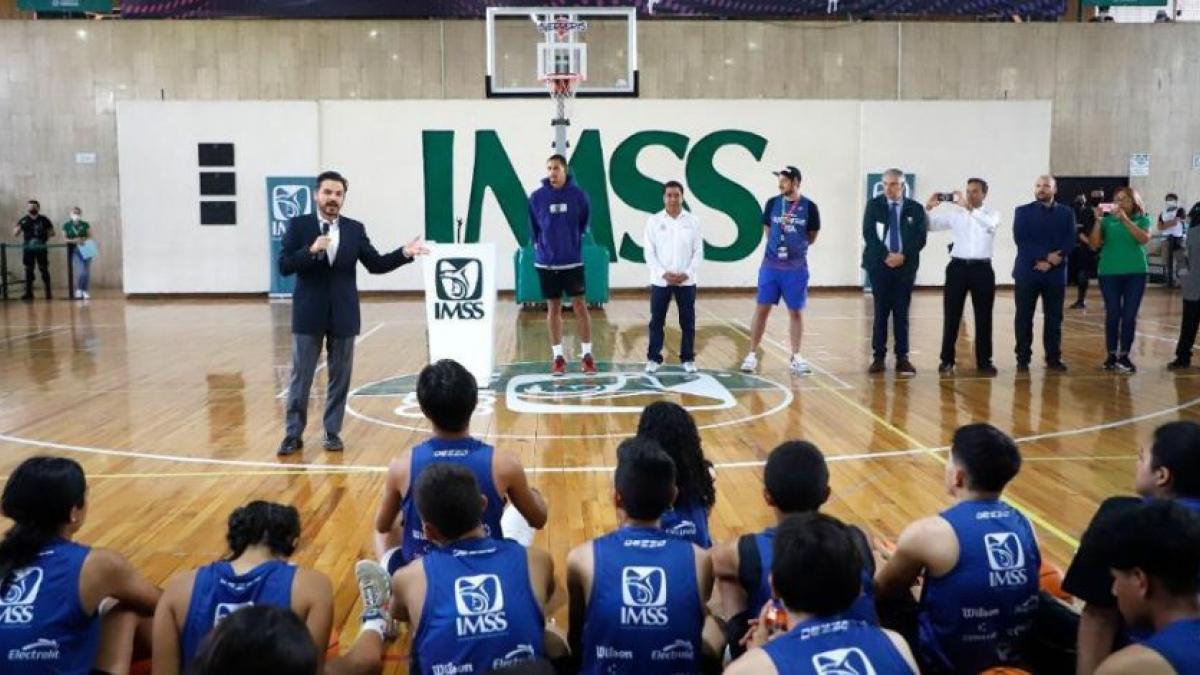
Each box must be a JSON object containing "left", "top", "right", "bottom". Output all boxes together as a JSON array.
[{"left": 422, "top": 243, "right": 497, "bottom": 387}]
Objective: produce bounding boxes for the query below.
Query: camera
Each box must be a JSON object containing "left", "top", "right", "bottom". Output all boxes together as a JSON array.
[{"left": 937, "top": 193, "right": 956, "bottom": 203}]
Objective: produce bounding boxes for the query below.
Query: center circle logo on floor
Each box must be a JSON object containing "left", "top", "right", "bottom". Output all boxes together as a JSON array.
[{"left": 346, "top": 362, "right": 793, "bottom": 439}]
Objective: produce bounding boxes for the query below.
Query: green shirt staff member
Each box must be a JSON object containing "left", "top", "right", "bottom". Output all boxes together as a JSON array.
[
  {"left": 1090, "top": 187, "right": 1151, "bottom": 373},
  {"left": 62, "top": 206, "right": 94, "bottom": 299}
]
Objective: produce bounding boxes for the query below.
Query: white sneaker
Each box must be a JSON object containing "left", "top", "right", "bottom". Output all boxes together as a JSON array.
[
  {"left": 73, "top": 290, "right": 82, "bottom": 299},
  {"left": 790, "top": 355, "right": 813, "bottom": 376},
  {"left": 683, "top": 361, "right": 697, "bottom": 374},
  {"left": 354, "top": 560, "right": 397, "bottom": 639},
  {"left": 740, "top": 352, "right": 758, "bottom": 373},
  {"left": 82, "top": 291, "right": 90, "bottom": 300},
  {"left": 644, "top": 360, "right": 660, "bottom": 374}
]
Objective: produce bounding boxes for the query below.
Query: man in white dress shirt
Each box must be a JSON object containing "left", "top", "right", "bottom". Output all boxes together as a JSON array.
[
  {"left": 644, "top": 181, "right": 703, "bottom": 373},
  {"left": 926, "top": 178, "right": 1001, "bottom": 376}
]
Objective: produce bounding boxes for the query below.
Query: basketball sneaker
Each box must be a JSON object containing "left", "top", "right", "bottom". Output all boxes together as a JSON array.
[
  {"left": 552, "top": 355, "right": 567, "bottom": 376},
  {"left": 582, "top": 353, "right": 597, "bottom": 374},
  {"left": 682, "top": 361, "right": 697, "bottom": 374},
  {"left": 354, "top": 560, "right": 397, "bottom": 639},
  {"left": 740, "top": 352, "right": 758, "bottom": 373},
  {"left": 789, "top": 356, "right": 812, "bottom": 376},
  {"left": 644, "top": 360, "right": 660, "bottom": 374}
]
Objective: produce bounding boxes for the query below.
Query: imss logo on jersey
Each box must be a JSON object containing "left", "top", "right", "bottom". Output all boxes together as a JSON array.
[
  {"left": 984, "top": 532, "right": 1029, "bottom": 587},
  {"left": 0, "top": 567, "right": 43, "bottom": 625},
  {"left": 620, "top": 566, "right": 668, "bottom": 626},
  {"left": 454, "top": 573, "right": 508, "bottom": 636},
  {"left": 812, "top": 647, "right": 878, "bottom": 675}
]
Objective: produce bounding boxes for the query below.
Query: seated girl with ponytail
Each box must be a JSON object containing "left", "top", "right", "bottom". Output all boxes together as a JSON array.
[
  {"left": 152, "top": 500, "right": 395, "bottom": 675},
  {"left": 0, "top": 456, "right": 161, "bottom": 675}
]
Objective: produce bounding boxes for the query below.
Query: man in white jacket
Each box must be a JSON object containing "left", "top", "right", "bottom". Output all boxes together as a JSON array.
[{"left": 644, "top": 181, "right": 704, "bottom": 373}]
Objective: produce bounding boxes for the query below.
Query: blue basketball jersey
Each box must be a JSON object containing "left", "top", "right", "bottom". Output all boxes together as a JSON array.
[
  {"left": 581, "top": 526, "right": 703, "bottom": 674},
  {"left": 413, "top": 537, "right": 545, "bottom": 675},
  {"left": 0, "top": 539, "right": 100, "bottom": 675},
  {"left": 660, "top": 499, "right": 712, "bottom": 549},
  {"left": 762, "top": 195, "right": 814, "bottom": 271},
  {"left": 1143, "top": 617, "right": 1200, "bottom": 675},
  {"left": 179, "top": 559, "right": 297, "bottom": 667},
  {"left": 918, "top": 499, "right": 1040, "bottom": 674},
  {"left": 401, "top": 438, "right": 507, "bottom": 565},
  {"left": 761, "top": 617, "right": 912, "bottom": 675},
  {"left": 745, "top": 527, "right": 879, "bottom": 624}
]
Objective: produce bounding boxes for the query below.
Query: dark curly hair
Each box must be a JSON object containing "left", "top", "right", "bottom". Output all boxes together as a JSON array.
[
  {"left": 636, "top": 402, "right": 716, "bottom": 509},
  {"left": 225, "top": 501, "right": 300, "bottom": 560}
]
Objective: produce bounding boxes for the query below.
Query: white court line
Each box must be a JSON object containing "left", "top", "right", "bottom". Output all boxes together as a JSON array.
[
  {"left": 1063, "top": 315, "right": 1187, "bottom": 349},
  {"left": 275, "top": 322, "right": 386, "bottom": 399},
  {"left": 0, "top": 327, "right": 66, "bottom": 344}
]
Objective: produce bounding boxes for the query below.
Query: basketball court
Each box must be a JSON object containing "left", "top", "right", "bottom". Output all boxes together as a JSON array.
[
  {"left": 3, "top": 2, "right": 1199, "bottom": 672},
  {"left": 1, "top": 287, "right": 1192, "bottom": 669}
]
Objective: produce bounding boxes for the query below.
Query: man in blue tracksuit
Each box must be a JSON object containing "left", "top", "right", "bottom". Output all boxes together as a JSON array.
[{"left": 528, "top": 155, "right": 595, "bottom": 376}]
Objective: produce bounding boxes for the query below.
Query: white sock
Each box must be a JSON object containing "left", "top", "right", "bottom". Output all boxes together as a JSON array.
[
  {"left": 792, "top": 353, "right": 802, "bottom": 361},
  {"left": 581, "top": 342, "right": 593, "bottom": 357},
  {"left": 552, "top": 344, "right": 564, "bottom": 359}
]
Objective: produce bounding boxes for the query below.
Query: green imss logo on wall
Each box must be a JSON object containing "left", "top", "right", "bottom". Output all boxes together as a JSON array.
[{"left": 421, "top": 129, "right": 769, "bottom": 265}]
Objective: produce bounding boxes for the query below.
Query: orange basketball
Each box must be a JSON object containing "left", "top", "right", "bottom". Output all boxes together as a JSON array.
[
  {"left": 979, "top": 668, "right": 1032, "bottom": 675},
  {"left": 1039, "top": 560, "right": 1072, "bottom": 601}
]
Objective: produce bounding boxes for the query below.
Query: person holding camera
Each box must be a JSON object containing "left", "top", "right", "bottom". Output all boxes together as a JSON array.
[
  {"left": 926, "top": 179, "right": 1000, "bottom": 376},
  {"left": 1091, "top": 187, "right": 1151, "bottom": 374}
]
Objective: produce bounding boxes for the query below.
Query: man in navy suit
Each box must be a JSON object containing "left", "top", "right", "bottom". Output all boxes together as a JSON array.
[
  {"left": 277, "top": 170, "right": 428, "bottom": 456},
  {"left": 861, "top": 168, "right": 928, "bottom": 376},
  {"left": 1012, "top": 174, "right": 1075, "bottom": 372}
]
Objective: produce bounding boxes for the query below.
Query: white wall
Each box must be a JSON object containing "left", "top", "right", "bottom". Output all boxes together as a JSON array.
[
  {"left": 117, "top": 99, "right": 1050, "bottom": 293},
  {"left": 117, "top": 101, "right": 319, "bottom": 294}
]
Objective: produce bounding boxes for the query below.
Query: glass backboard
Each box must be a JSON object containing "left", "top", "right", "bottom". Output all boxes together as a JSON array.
[{"left": 486, "top": 6, "right": 638, "bottom": 97}]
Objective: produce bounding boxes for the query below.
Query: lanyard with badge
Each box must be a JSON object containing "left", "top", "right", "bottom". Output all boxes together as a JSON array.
[{"left": 776, "top": 197, "right": 803, "bottom": 260}]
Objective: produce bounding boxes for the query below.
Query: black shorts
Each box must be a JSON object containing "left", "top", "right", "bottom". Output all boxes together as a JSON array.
[{"left": 536, "top": 266, "right": 586, "bottom": 300}]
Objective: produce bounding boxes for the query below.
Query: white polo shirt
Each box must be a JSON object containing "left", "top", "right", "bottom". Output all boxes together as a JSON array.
[{"left": 644, "top": 209, "right": 703, "bottom": 287}]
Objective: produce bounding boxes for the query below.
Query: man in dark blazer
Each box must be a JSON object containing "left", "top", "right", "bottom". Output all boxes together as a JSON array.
[
  {"left": 1012, "top": 174, "right": 1075, "bottom": 372},
  {"left": 277, "top": 170, "right": 428, "bottom": 456},
  {"left": 862, "top": 168, "right": 928, "bottom": 376}
]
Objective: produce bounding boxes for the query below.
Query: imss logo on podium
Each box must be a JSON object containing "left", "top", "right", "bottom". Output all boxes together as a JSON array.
[{"left": 435, "top": 258, "right": 485, "bottom": 319}]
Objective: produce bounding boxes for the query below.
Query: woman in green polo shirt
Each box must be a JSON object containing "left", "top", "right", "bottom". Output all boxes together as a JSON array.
[
  {"left": 1090, "top": 187, "right": 1151, "bottom": 373},
  {"left": 63, "top": 206, "right": 94, "bottom": 299}
]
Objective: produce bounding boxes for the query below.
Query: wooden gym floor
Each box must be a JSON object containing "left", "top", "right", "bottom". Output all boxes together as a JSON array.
[{"left": 1, "top": 287, "right": 1194, "bottom": 671}]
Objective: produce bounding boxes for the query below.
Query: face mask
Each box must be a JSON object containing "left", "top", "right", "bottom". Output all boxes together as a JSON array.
[
  {"left": 1167, "top": 201, "right": 1178, "bottom": 209},
  {"left": 70, "top": 214, "right": 81, "bottom": 222}
]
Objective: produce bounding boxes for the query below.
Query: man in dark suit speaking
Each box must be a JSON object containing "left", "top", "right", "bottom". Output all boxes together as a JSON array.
[
  {"left": 277, "top": 170, "right": 428, "bottom": 456},
  {"left": 862, "top": 168, "right": 928, "bottom": 376}
]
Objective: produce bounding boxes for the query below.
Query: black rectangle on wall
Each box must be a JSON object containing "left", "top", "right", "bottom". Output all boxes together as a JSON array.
[
  {"left": 198, "top": 143, "right": 235, "bottom": 167},
  {"left": 200, "top": 172, "right": 236, "bottom": 196},
  {"left": 200, "top": 201, "right": 237, "bottom": 225}
]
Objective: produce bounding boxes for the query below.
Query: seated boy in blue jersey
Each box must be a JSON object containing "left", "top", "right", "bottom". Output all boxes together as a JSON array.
[
  {"left": 726, "top": 512, "right": 917, "bottom": 675},
  {"left": 373, "top": 359, "right": 548, "bottom": 573},
  {"left": 153, "top": 500, "right": 395, "bottom": 675},
  {"left": 377, "top": 462, "right": 563, "bottom": 675},
  {"left": 874, "top": 423, "right": 1041, "bottom": 674},
  {"left": 1065, "top": 420, "right": 1200, "bottom": 674},
  {"left": 0, "top": 457, "right": 161, "bottom": 675},
  {"left": 1094, "top": 500, "right": 1200, "bottom": 675},
  {"left": 566, "top": 437, "right": 719, "bottom": 674},
  {"left": 712, "top": 441, "right": 878, "bottom": 659},
  {"left": 636, "top": 402, "right": 717, "bottom": 548}
]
